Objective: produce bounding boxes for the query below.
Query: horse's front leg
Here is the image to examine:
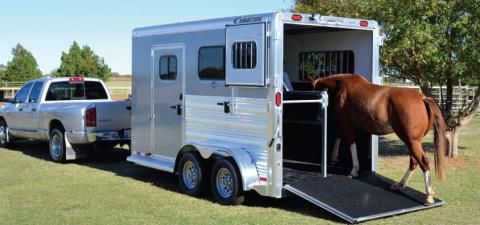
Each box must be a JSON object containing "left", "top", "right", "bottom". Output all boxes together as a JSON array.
[
  {"left": 331, "top": 138, "right": 341, "bottom": 164},
  {"left": 348, "top": 142, "right": 359, "bottom": 178}
]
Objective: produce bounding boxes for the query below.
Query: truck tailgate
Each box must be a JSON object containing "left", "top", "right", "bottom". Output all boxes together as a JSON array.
[{"left": 94, "top": 100, "right": 131, "bottom": 131}]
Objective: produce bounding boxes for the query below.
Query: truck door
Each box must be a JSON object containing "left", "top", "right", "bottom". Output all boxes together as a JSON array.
[
  {"left": 22, "top": 81, "right": 44, "bottom": 139},
  {"left": 8, "top": 82, "right": 33, "bottom": 137},
  {"left": 152, "top": 44, "right": 184, "bottom": 159}
]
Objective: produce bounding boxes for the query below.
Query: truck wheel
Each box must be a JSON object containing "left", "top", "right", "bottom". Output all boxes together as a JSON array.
[
  {"left": 178, "top": 152, "right": 206, "bottom": 196},
  {"left": 210, "top": 158, "right": 244, "bottom": 205},
  {"left": 49, "top": 128, "right": 66, "bottom": 163},
  {"left": 0, "top": 120, "right": 10, "bottom": 148}
]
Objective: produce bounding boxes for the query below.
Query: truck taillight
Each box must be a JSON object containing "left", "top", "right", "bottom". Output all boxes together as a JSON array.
[{"left": 86, "top": 107, "right": 96, "bottom": 127}]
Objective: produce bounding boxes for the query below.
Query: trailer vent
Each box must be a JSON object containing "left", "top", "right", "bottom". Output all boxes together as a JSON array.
[
  {"left": 232, "top": 41, "right": 257, "bottom": 69},
  {"left": 298, "top": 50, "right": 354, "bottom": 80}
]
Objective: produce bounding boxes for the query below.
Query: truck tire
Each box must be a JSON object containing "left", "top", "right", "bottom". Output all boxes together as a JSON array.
[
  {"left": 210, "top": 158, "right": 244, "bottom": 205},
  {"left": 0, "top": 120, "right": 10, "bottom": 148},
  {"left": 49, "top": 128, "right": 66, "bottom": 163},
  {"left": 177, "top": 152, "right": 206, "bottom": 196}
]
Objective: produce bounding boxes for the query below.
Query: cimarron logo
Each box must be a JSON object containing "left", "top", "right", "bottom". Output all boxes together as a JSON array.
[{"left": 234, "top": 16, "right": 262, "bottom": 24}]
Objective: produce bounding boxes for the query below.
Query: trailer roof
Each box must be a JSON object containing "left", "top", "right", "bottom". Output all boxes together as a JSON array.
[{"left": 132, "top": 12, "right": 379, "bottom": 38}]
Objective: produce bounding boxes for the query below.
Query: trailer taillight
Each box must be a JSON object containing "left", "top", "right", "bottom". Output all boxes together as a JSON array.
[
  {"left": 86, "top": 107, "right": 96, "bottom": 127},
  {"left": 275, "top": 92, "right": 282, "bottom": 107},
  {"left": 360, "top": 20, "right": 369, "bottom": 27},
  {"left": 291, "top": 14, "right": 303, "bottom": 21}
]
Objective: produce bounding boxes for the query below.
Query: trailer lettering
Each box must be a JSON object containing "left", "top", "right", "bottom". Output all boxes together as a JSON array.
[{"left": 234, "top": 16, "right": 262, "bottom": 24}]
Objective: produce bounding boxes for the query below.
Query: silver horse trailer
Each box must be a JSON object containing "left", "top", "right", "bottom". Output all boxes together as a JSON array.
[{"left": 128, "top": 12, "right": 442, "bottom": 223}]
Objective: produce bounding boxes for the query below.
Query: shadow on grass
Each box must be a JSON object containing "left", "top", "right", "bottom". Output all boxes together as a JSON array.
[
  {"left": 4, "top": 140, "right": 343, "bottom": 223},
  {"left": 378, "top": 136, "right": 434, "bottom": 157}
]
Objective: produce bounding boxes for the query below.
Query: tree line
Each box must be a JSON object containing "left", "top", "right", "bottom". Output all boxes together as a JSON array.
[{"left": 0, "top": 41, "right": 112, "bottom": 82}]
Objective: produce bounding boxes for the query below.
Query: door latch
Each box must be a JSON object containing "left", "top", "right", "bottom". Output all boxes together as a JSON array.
[
  {"left": 217, "top": 101, "right": 231, "bottom": 114},
  {"left": 170, "top": 104, "right": 182, "bottom": 115}
]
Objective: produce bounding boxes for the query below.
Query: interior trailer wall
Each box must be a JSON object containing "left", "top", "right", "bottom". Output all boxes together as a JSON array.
[
  {"left": 282, "top": 28, "right": 374, "bottom": 172},
  {"left": 284, "top": 29, "right": 373, "bottom": 83}
]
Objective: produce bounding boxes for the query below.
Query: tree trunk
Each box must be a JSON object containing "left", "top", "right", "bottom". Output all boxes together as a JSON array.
[{"left": 445, "top": 127, "right": 460, "bottom": 158}]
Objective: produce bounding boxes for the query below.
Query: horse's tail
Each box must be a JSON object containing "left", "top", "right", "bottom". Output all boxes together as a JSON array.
[{"left": 423, "top": 97, "right": 447, "bottom": 181}]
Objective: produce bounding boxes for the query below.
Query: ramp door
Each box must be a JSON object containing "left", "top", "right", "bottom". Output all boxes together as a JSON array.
[{"left": 283, "top": 168, "right": 443, "bottom": 223}]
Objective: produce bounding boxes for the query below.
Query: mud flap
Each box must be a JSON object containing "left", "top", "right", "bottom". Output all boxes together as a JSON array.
[{"left": 64, "top": 133, "right": 87, "bottom": 160}]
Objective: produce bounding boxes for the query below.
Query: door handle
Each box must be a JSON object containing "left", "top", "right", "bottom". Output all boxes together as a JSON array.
[
  {"left": 19, "top": 108, "right": 23, "bottom": 112},
  {"left": 32, "top": 108, "right": 36, "bottom": 112},
  {"left": 217, "top": 101, "right": 231, "bottom": 114},
  {"left": 170, "top": 104, "right": 182, "bottom": 115}
]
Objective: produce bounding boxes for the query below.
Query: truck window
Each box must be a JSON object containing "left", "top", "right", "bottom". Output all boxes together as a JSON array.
[
  {"left": 159, "top": 55, "right": 177, "bottom": 80},
  {"left": 28, "top": 81, "right": 44, "bottom": 103},
  {"left": 298, "top": 50, "right": 354, "bottom": 80},
  {"left": 46, "top": 81, "right": 108, "bottom": 101},
  {"left": 84, "top": 81, "right": 108, "bottom": 99},
  {"left": 14, "top": 82, "right": 33, "bottom": 103},
  {"left": 198, "top": 46, "right": 225, "bottom": 80}
]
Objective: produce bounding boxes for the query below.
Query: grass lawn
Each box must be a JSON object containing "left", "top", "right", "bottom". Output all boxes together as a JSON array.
[{"left": 0, "top": 115, "right": 479, "bottom": 225}]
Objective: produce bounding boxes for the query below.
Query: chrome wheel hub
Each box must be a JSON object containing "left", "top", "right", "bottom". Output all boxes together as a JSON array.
[
  {"left": 216, "top": 168, "right": 233, "bottom": 198},
  {"left": 51, "top": 134, "right": 62, "bottom": 158},
  {"left": 182, "top": 161, "right": 199, "bottom": 189},
  {"left": 0, "top": 126, "right": 6, "bottom": 145}
]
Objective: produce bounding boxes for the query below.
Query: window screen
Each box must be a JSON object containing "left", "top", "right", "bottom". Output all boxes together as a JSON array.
[
  {"left": 159, "top": 55, "right": 177, "bottom": 80},
  {"left": 198, "top": 46, "right": 225, "bottom": 80},
  {"left": 298, "top": 51, "right": 354, "bottom": 80},
  {"left": 232, "top": 41, "right": 257, "bottom": 69}
]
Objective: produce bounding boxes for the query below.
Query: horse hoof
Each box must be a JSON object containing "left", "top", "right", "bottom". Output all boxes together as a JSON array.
[
  {"left": 348, "top": 173, "right": 358, "bottom": 179},
  {"left": 390, "top": 183, "right": 406, "bottom": 191},
  {"left": 424, "top": 196, "right": 435, "bottom": 205}
]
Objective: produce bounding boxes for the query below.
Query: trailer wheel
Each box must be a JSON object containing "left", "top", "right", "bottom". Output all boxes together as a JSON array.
[
  {"left": 178, "top": 152, "right": 206, "bottom": 196},
  {"left": 211, "top": 158, "right": 244, "bottom": 205},
  {"left": 49, "top": 128, "right": 66, "bottom": 163},
  {"left": 0, "top": 120, "right": 10, "bottom": 148}
]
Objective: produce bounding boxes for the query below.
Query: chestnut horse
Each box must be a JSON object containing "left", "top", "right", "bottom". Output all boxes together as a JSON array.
[{"left": 308, "top": 74, "right": 447, "bottom": 205}]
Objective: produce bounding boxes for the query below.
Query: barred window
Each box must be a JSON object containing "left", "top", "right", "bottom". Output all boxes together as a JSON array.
[
  {"left": 298, "top": 51, "right": 354, "bottom": 80},
  {"left": 232, "top": 41, "right": 257, "bottom": 69}
]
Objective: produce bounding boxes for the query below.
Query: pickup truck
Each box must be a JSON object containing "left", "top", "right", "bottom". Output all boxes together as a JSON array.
[{"left": 0, "top": 76, "right": 131, "bottom": 162}]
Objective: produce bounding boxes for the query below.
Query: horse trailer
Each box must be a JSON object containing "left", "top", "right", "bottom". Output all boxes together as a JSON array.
[{"left": 128, "top": 12, "right": 442, "bottom": 223}]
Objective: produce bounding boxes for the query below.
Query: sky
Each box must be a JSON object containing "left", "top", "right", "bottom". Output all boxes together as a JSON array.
[{"left": 0, "top": 0, "right": 292, "bottom": 75}]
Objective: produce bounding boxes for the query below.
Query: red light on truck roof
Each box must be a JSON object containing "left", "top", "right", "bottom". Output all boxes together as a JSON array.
[
  {"left": 291, "top": 14, "right": 303, "bottom": 21},
  {"left": 69, "top": 77, "right": 84, "bottom": 84},
  {"left": 360, "top": 20, "right": 369, "bottom": 27}
]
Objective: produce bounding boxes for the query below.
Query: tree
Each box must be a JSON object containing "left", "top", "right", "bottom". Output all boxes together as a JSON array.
[
  {"left": 0, "top": 64, "right": 6, "bottom": 82},
  {"left": 294, "top": 0, "right": 480, "bottom": 157},
  {"left": 4, "top": 44, "right": 42, "bottom": 82},
  {"left": 56, "top": 41, "right": 111, "bottom": 81}
]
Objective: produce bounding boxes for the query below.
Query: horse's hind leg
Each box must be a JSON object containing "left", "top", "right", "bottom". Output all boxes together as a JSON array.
[
  {"left": 348, "top": 142, "right": 359, "bottom": 178},
  {"left": 391, "top": 156, "right": 417, "bottom": 190},
  {"left": 408, "top": 140, "right": 435, "bottom": 205}
]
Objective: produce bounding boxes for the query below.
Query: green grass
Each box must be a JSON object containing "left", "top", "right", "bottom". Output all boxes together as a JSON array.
[{"left": 1, "top": 115, "right": 479, "bottom": 225}]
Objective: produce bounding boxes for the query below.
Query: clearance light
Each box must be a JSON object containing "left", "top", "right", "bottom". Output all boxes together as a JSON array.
[
  {"left": 291, "top": 14, "right": 303, "bottom": 21},
  {"left": 360, "top": 20, "right": 369, "bottom": 27},
  {"left": 275, "top": 92, "right": 282, "bottom": 107}
]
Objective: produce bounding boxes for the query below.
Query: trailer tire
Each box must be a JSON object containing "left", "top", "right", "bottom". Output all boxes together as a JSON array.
[
  {"left": 177, "top": 152, "right": 206, "bottom": 196},
  {"left": 210, "top": 158, "right": 244, "bottom": 205},
  {"left": 0, "top": 120, "right": 10, "bottom": 148},
  {"left": 49, "top": 128, "right": 66, "bottom": 163}
]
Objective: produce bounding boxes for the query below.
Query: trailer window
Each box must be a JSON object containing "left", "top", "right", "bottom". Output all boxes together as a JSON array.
[
  {"left": 159, "top": 55, "right": 177, "bottom": 80},
  {"left": 198, "top": 46, "right": 225, "bottom": 80},
  {"left": 232, "top": 41, "right": 257, "bottom": 69},
  {"left": 298, "top": 51, "right": 354, "bottom": 80}
]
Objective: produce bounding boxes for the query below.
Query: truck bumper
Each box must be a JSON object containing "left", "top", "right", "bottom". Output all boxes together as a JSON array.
[{"left": 66, "top": 130, "right": 130, "bottom": 144}]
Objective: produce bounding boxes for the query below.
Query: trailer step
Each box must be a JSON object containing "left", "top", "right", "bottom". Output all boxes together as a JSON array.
[{"left": 284, "top": 173, "right": 443, "bottom": 223}]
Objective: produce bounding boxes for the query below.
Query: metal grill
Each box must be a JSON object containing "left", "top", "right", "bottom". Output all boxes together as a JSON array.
[
  {"left": 232, "top": 41, "right": 257, "bottom": 69},
  {"left": 298, "top": 51, "right": 354, "bottom": 80}
]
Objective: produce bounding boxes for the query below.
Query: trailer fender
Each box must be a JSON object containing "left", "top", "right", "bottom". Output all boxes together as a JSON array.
[{"left": 185, "top": 142, "right": 260, "bottom": 191}]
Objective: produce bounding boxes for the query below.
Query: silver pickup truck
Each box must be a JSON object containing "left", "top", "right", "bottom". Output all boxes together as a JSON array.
[{"left": 0, "top": 76, "right": 131, "bottom": 162}]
